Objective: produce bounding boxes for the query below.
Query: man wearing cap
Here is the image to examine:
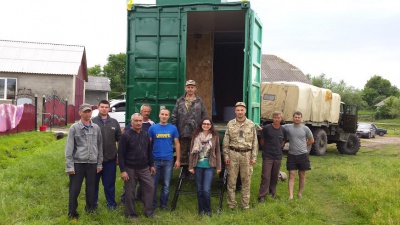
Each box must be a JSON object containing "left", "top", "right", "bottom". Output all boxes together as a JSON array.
[
  {"left": 223, "top": 102, "right": 258, "bottom": 210},
  {"left": 172, "top": 80, "right": 207, "bottom": 179},
  {"left": 65, "top": 103, "right": 103, "bottom": 219}
]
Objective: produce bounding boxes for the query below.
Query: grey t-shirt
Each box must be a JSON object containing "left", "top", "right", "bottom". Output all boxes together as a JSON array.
[{"left": 282, "top": 124, "right": 313, "bottom": 155}]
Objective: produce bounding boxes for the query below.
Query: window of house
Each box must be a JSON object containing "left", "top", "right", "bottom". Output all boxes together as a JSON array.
[{"left": 0, "top": 78, "right": 17, "bottom": 100}]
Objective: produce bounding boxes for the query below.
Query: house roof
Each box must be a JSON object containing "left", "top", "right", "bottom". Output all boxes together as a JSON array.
[
  {"left": 261, "top": 54, "right": 310, "bottom": 84},
  {"left": 374, "top": 97, "right": 391, "bottom": 107},
  {"left": 0, "top": 40, "right": 87, "bottom": 79},
  {"left": 86, "top": 76, "right": 111, "bottom": 91}
]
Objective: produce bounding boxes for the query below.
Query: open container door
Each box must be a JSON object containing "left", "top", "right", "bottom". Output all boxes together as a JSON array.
[
  {"left": 243, "top": 9, "right": 262, "bottom": 124},
  {"left": 126, "top": 5, "right": 186, "bottom": 124}
]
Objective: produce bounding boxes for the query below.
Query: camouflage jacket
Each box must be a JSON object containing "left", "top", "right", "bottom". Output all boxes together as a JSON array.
[
  {"left": 223, "top": 118, "right": 258, "bottom": 162},
  {"left": 172, "top": 93, "right": 207, "bottom": 138}
]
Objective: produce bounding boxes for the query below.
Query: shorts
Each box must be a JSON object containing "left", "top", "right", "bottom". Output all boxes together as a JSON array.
[{"left": 286, "top": 153, "right": 311, "bottom": 171}]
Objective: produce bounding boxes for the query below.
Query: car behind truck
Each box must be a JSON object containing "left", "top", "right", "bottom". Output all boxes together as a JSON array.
[{"left": 261, "top": 81, "right": 361, "bottom": 155}]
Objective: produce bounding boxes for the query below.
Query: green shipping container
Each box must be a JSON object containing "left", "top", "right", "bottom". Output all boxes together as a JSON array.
[{"left": 126, "top": 1, "right": 262, "bottom": 129}]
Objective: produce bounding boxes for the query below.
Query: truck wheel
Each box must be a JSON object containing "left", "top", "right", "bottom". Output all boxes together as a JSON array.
[
  {"left": 337, "top": 133, "right": 360, "bottom": 155},
  {"left": 379, "top": 131, "right": 384, "bottom": 136},
  {"left": 311, "top": 128, "right": 327, "bottom": 156}
]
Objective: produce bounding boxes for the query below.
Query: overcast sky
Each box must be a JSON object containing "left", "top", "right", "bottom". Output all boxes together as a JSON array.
[{"left": 1, "top": 0, "right": 399, "bottom": 89}]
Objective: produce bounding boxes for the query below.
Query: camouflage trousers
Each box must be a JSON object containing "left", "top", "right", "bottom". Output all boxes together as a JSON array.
[
  {"left": 179, "top": 138, "right": 191, "bottom": 166},
  {"left": 226, "top": 150, "right": 253, "bottom": 209}
]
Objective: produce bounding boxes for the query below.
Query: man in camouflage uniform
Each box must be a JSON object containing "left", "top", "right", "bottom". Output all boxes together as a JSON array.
[
  {"left": 172, "top": 80, "right": 207, "bottom": 178},
  {"left": 223, "top": 102, "right": 258, "bottom": 210}
]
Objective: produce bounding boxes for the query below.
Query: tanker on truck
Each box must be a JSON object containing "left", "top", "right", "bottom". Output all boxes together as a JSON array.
[
  {"left": 125, "top": 0, "right": 262, "bottom": 132},
  {"left": 261, "top": 81, "right": 361, "bottom": 155}
]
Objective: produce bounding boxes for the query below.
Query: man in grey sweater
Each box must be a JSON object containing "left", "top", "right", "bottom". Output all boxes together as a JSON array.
[{"left": 65, "top": 103, "right": 103, "bottom": 219}]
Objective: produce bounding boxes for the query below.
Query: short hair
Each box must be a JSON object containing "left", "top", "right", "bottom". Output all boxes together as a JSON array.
[
  {"left": 159, "top": 108, "right": 170, "bottom": 114},
  {"left": 140, "top": 104, "right": 152, "bottom": 111},
  {"left": 98, "top": 99, "right": 110, "bottom": 106},
  {"left": 272, "top": 111, "right": 282, "bottom": 117},
  {"left": 131, "top": 113, "right": 143, "bottom": 121},
  {"left": 293, "top": 111, "right": 302, "bottom": 117}
]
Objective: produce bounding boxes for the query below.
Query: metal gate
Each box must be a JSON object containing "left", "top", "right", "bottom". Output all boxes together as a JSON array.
[{"left": 43, "top": 90, "right": 68, "bottom": 127}]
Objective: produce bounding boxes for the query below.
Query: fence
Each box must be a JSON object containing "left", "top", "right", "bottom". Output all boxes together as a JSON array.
[{"left": 0, "top": 103, "right": 36, "bottom": 136}]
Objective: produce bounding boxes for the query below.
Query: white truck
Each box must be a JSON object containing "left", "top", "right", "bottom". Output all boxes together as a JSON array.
[{"left": 261, "top": 81, "right": 360, "bottom": 155}]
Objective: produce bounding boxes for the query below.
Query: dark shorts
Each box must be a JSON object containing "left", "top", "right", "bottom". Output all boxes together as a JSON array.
[{"left": 286, "top": 153, "right": 311, "bottom": 171}]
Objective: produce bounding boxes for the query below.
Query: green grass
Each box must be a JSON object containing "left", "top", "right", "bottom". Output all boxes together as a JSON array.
[
  {"left": 1, "top": 133, "right": 400, "bottom": 224},
  {"left": 0, "top": 132, "right": 56, "bottom": 169}
]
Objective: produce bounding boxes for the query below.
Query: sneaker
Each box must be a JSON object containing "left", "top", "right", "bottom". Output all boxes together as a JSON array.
[
  {"left": 68, "top": 212, "right": 79, "bottom": 220},
  {"left": 297, "top": 194, "right": 303, "bottom": 199},
  {"left": 159, "top": 205, "right": 168, "bottom": 211},
  {"left": 271, "top": 194, "right": 277, "bottom": 199},
  {"left": 127, "top": 214, "right": 138, "bottom": 220},
  {"left": 258, "top": 197, "right": 265, "bottom": 203},
  {"left": 146, "top": 211, "right": 157, "bottom": 218},
  {"left": 205, "top": 211, "right": 212, "bottom": 217}
]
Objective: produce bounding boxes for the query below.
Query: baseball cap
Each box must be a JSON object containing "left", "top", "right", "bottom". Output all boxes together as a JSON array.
[
  {"left": 235, "top": 102, "right": 246, "bottom": 108},
  {"left": 185, "top": 80, "right": 196, "bottom": 86},
  {"left": 79, "top": 103, "right": 92, "bottom": 112}
]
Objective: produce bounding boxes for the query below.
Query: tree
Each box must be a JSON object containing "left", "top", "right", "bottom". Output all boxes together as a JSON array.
[
  {"left": 362, "top": 75, "right": 400, "bottom": 107},
  {"left": 103, "top": 53, "right": 126, "bottom": 99},
  {"left": 87, "top": 64, "right": 103, "bottom": 76},
  {"left": 376, "top": 96, "right": 400, "bottom": 119}
]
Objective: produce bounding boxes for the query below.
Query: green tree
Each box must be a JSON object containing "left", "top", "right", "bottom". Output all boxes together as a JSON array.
[
  {"left": 87, "top": 64, "right": 103, "bottom": 76},
  {"left": 362, "top": 75, "right": 400, "bottom": 107},
  {"left": 376, "top": 96, "right": 400, "bottom": 119},
  {"left": 103, "top": 53, "right": 126, "bottom": 99}
]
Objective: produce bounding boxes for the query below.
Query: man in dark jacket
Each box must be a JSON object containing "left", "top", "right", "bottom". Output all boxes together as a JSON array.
[
  {"left": 92, "top": 100, "right": 122, "bottom": 210},
  {"left": 172, "top": 80, "right": 207, "bottom": 178},
  {"left": 118, "top": 113, "right": 156, "bottom": 218}
]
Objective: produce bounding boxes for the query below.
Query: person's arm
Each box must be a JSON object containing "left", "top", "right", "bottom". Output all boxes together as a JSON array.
[
  {"left": 65, "top": 125, "right": 76, "bottom": 174},
  {"left": 115, "top": 121, "right": 122, "bottom": 142},
  {"left": 171, "top": 101, "right": 179, "bottom": 125},
  {"left": 118, "top": 134, "right": 130, "bottom": 181},
  {"left": 307, "top": 136, "right": 315, "bottom": 146},
  {"left": 305, "top": 127, "right": 314, "bottom": 146},
  {"left": 215, "top": 136, "right": 222, "bottom": 173},
  {"left": 250, "top": 125, "right": 258, "bottom": 165},
  {"left": 201, "top": 100, "right": 207, "bottom": 119},
  {"left": 222, "top": 124, "right": 231, "bottom": 164},
  {"left": 174, "top": 138, "right": 181, "bottom": 168},
  {"left": 188, "top": 138, "right": 195, "bottom": 173},
  {"left": 96, "top": 127, "right": 103, "bottom": 173}
]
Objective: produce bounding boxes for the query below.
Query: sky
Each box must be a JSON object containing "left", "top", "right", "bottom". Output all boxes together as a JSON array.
[{"left": 0, "top": 0, "right": 399, "bottom": 89}]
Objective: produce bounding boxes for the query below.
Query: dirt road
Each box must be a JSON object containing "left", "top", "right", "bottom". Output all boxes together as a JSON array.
[{"left": 360, "top": 135, "right": 400, "bottom": 148}]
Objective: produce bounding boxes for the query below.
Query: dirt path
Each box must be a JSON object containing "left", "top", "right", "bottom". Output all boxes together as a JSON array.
[{"left": 359, "top": 135, "right": 400, "bottom": 148}]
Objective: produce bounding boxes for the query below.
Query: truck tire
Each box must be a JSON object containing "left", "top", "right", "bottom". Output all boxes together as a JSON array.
[
  {"left": 311, "top": 128, "right": 327, "bottom": 156},
  {"left": 337, "top": 133, "right": 360, "bottom": 155},
  {"left": 379, "top": 131, "right": 384, "bottom": 136}
]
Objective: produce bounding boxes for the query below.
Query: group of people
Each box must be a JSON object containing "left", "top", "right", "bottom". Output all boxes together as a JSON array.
[{"left": 65, "top": 79, "right": 314, "bottom": 220}]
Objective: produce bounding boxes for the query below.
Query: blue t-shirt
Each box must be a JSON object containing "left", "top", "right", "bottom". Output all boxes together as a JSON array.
[{"left": 148, "top": 123, "right": 179, "bottom": 160}]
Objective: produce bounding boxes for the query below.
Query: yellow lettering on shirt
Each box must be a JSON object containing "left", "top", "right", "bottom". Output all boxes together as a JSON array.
[{"left": 156, "top": 133, "right": 171, "bottom": 138}]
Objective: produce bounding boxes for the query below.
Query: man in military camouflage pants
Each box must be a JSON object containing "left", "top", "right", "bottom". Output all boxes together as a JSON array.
[
  {"left": 223, "top": 102, "right": 258, "bottom": 209},
  {"left": 172, "top": 80, "right": 207, "bottom": 179}
]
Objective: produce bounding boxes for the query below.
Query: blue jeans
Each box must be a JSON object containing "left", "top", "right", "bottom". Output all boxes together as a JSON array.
[
  {"left": 195, "top": 167, "right": 215, "bottom": 214},
  {"left": 94, "top": 160, "right": 117, "bottom": 208},
  {"left": 153, "top": 158, "right": 174, "bottom": 208}
]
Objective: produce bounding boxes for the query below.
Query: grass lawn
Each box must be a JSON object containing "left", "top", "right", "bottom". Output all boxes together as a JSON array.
[{"left": 0, "top": 132, "right": 399, "bottom": 224}]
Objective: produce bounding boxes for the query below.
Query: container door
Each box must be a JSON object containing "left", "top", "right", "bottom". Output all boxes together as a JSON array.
[
  {"left": 126, "top": 6, "right": 186, "bottom": 124},
  {"left": 243, "top": 9, "right": 262, "bottom": 124}
]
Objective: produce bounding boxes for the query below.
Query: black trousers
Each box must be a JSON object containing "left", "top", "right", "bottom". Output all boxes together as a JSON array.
[{"left": 68, "top": 163, "right": 97, "bottom": 215}]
